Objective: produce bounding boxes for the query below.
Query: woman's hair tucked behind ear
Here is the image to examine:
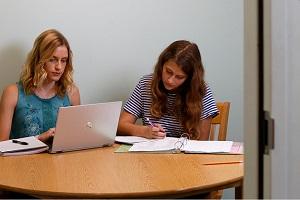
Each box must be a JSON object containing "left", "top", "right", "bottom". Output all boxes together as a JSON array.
[
  {"left": 150, "top": 40, "right": 206, "bottom": 139},
  {"left": 20, "top": 29, "right": 74, "bottom": 97}
]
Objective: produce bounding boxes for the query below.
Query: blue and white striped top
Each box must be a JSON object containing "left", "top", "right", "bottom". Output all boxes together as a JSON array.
[{"left": 123, "top": 74, "right": 219, "bottom": 138}]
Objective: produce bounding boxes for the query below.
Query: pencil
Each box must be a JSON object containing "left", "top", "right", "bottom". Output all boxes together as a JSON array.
[{"left": 203, "top": 161, "right": 243, "bottom": 165}]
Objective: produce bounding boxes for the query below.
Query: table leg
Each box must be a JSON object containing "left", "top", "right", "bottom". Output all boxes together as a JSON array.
[{"left": 235, "top": 183, "right": 243, "bottom": 199}]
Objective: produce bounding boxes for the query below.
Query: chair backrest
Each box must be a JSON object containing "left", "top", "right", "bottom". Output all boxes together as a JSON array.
[{"left": 209, "top": 102, "right": 230, "bottom": 141}]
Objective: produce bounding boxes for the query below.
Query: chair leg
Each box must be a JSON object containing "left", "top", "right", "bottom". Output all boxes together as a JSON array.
[{"left": 209, "top": 190, "right": 223, "bottom": 199}]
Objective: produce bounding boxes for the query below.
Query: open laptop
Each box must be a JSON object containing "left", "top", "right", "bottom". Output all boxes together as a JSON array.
[{"left": 48, "top": 101, "right": 122, "bottom": 153}]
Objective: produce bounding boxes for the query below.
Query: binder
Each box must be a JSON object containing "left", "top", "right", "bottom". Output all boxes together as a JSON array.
[
  {"left": 0, "top": 136, "right": 49, "bottom": 156},
  {"left": 115, "top": 135, "right": 243, "bottom": 154}
]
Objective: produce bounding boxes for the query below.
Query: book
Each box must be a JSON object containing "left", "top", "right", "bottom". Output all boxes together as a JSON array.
[
  {"left": 115, "top": 136, "right": 243, "bottom": 154},
  {"left": 0, "top": 136, "right": 49, "bottom": 156}
]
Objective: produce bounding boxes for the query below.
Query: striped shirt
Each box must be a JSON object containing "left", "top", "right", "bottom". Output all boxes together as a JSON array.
[{"left": 124, "top": 74, "right": 219, "bottom": 138}]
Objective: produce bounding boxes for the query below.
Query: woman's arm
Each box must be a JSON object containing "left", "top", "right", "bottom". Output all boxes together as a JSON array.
[
  {"left": 197, "top": 117, "right": 212, "bottom": 140},
  {"left": 117, "top": 111, "right": 165, "bottom": 139},
  {"left": 0, "top": 84, "right": 18, "bottom": 141},
  {"left": 68, "top": 84, "right": 80, "bottom": 106}
]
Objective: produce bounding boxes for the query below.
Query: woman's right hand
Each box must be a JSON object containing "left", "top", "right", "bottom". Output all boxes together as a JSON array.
[
  {"left": 36, "top": 128, "right": 55, "bottom": 142},
  {"left": 143, "top": 124, "right": 166, "bottom": 139},
  {"left": 117, "top": 111, "right": 166, "bottom": 139}
]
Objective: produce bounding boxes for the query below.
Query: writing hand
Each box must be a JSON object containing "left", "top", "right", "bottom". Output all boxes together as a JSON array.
[{"left": 149, "top": 124, "right": 166, "bottom": 139}]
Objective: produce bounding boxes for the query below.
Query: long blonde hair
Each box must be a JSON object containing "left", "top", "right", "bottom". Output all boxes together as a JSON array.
[
  {"left": 20, "top": 29, "right": 74, "bottom": 97},
  {"left": 151, "top": 40, "right": 206, "bottom": 139}
]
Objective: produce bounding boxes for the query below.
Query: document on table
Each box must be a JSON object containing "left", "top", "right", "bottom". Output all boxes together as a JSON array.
[
  {"left": 115, "top": 136, "right": 150, "bottom": 144},
  {"left": 115, "top": 136, "right": 243, "bottom": 154},
  {"left": 128, "top": 137, "right": 179, "bottom": 152},
  {"left": 182, "top": 140, "right": 233, "bottom": 153},
  {"left": 0, "top": 136, "right": 48, "bottom": 156},
  {"left": 123, "top": 136, "right": 234, "bottom": 154}
]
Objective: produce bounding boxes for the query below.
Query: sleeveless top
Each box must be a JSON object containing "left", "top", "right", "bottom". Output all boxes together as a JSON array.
[{"left": 10, "top": 83, "right": 70, "bottom": 139}]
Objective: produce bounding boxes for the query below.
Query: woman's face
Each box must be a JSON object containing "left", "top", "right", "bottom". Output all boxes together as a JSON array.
[
  {"left": 162, "top": 60, "right": 187, "bottom": 92},
  {"left": 43, "top": 45, "right": 68, "bottom": 82}
]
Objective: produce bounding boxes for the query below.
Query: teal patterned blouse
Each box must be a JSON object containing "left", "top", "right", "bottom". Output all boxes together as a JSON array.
[{"left": 10, "top": 83, "right": 70, "bottom": 139}]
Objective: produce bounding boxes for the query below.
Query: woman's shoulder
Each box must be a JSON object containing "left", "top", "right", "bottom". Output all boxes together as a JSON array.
[
  {"left": 135, "top": 74, "right": 152, "bottom": 91},
  {"left": 68, "top": 84, "right": 79, "bottom": 94},
  {"left": 1, "top": 83, "right": 19, "bottom": 106},
  {"left": 142, "top": 73, "right": 153, "bottom": 79},
  {"left": 204, "top": 82, "right": 213, "bottom": 94},
  {"left": 138, "top": 73, "right": 152, "bottom": 85},
  {"left": 2, "top": 83, "right": 18, "bottom": 96},
  {"left": 67, "top": 84, "right": 80, "bottom": 105}
]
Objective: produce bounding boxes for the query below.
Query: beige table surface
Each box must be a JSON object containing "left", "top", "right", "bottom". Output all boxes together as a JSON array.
[{"left": 0, "top": 144, "right": 243, "bottom": 198}]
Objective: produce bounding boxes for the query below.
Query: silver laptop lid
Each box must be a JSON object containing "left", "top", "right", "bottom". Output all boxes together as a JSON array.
[{"left": 50, "top": 101, "right": 122, "bottom": 153}]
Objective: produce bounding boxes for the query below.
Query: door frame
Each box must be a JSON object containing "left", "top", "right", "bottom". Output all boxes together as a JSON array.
[{"left": 244, "top": 0, "right": 259, "bottom": 198}]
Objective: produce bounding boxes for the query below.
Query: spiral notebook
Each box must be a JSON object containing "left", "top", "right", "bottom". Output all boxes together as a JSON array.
[{"left": 115, "top": 136, "right": 243, "bottom": 154}]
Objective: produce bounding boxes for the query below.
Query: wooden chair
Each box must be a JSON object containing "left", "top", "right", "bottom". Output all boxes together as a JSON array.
[
  {"left": 209, "top": 102, "right": 230, "bottom": 141},
  {"left": 209, "top": 102, "right": 231, "bottom": 199}
]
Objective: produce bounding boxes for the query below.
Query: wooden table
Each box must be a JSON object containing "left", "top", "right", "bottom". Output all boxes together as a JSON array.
[{"left": 0, "top": 144, "right": 243, "bottom": 198}]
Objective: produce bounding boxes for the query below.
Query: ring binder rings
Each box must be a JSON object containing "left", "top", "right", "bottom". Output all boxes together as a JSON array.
[{"left": 174, "top": 133, "right": 190, "bottom": 153}]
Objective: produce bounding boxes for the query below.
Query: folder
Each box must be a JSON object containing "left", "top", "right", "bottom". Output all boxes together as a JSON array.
[{"left": 0, "top": 136, "right": 48, "bottom": 156}]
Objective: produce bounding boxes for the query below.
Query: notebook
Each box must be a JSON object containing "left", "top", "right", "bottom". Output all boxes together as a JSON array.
[
  {"left": 115, "top": 136, "right": 243, "bottom": 154},
  {"left": 0, "top": 136, "right": 48, "bottom": 156},
  {"left": 49, "top": 101, "right": 122, "bottom": 153}
]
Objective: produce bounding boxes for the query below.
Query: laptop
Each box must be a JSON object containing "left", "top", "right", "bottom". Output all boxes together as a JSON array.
[{"left": 48, "top": 101, "right": 122, "bottom": 153}]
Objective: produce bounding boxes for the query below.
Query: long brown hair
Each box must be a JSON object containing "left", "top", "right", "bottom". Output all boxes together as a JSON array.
[
  {"left": 151, "top": 40, "right": 206, "bottom": 139},
  {"left": 20, "top": 29, "right": 74, "bottom": 97}
]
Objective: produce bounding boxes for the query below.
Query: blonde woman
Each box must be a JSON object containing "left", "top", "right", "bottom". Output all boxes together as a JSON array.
[{"left": 0, "top": 29, "right": 80, "bottom": 142}]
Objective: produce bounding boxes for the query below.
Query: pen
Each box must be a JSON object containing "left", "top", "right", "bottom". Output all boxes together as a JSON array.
[
  {"left": 145, "top": 117, "right": 155, "bottom": 127},
  {"left": 203, "top": 161, "right": 243, "bottom": 165},
  {"left": 146, "top": 117, "right": 166, "bottom": 135},
  {"left": 12, "top": 139, "right": 28, "bottom": 145}
]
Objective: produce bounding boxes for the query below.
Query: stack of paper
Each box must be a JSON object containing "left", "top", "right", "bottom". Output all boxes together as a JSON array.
[
  {"left": 182, "top": 140, "right": 233, "bottom": 153},
  {"left": 128, "top": 137, "right": 179, "bottom": 152}
]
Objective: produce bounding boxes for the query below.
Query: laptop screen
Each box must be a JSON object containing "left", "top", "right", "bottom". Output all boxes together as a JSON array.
[{"left": 49, "top": 101, "right": 122, "bottom": 153}]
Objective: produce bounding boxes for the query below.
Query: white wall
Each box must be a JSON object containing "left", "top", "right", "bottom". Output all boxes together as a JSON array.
[{"left": 0, "top": 2, "right": 243, "bottom": 131}]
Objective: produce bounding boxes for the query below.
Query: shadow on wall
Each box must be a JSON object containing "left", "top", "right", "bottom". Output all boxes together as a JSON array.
[{"left": 0, "top": 43, "right": 26, "bottom": 93}]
